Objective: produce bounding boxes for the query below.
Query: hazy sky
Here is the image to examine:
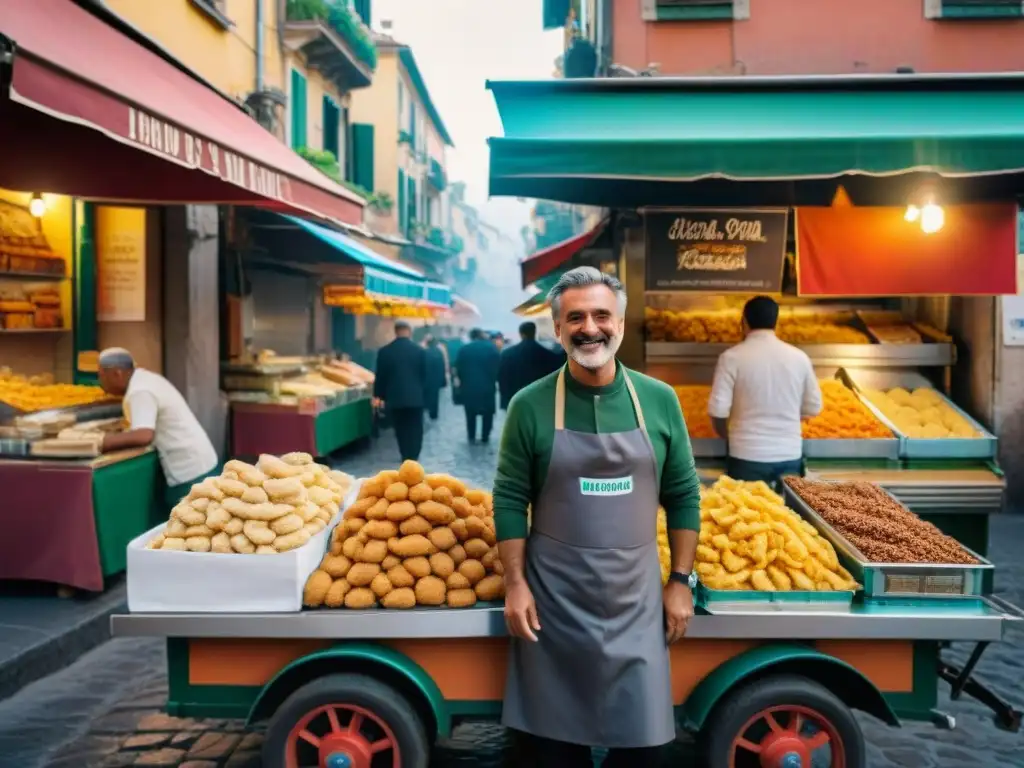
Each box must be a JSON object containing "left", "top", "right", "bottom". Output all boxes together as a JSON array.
[{"left": 373, "top": 0, "right": 562, "bottom": 250}]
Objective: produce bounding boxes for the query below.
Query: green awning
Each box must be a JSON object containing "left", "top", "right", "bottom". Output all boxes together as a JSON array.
[{"left": 487, "top": 74, "right": 1024, "bottom": 203}]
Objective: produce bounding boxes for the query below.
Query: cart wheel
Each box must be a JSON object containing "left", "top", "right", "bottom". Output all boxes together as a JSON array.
[
  {"left": 263, "top": 673, "right": 429, "bottom": 768},
  {"left": 700, "top": 674, "right": 865, "bottom": 768}
]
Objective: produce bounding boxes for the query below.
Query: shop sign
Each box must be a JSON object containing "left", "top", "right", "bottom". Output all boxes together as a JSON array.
[
  {"left": 127, "top": 107, "right": 292, "bottom": 202},
  {"left": 96, "top": 207, "right": 146, "bottom": 322},
  {"left": 644, "top": 208, "right": 788, "bottom": 292}
]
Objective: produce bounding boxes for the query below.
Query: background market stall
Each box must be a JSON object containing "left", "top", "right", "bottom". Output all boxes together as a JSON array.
[{"left": 489, "top": 73, "right": 1024, "bottom": 557}]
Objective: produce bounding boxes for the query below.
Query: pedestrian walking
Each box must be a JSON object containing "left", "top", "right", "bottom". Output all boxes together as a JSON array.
[
  {"left": 492, "top": 266, "right": 701, "bottom": 767},
  {"left": 423, "top": 335, "right": 448, "bottom": 421},
  {"left": 498, "top": 321, "right": 564, "bottom": 410},
  {"left": 374, "top": 321, "right": 427, "bottom": 461},
  {"left": 454, "top": 328, "right": 500, "bottom": 443},
  {"left": 708, "top": 296, "right": 822, "bottom": 489}
]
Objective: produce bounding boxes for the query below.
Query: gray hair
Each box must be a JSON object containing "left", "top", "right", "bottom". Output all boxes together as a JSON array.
[
  {"left": 98, "top": 347, "right": 135, "bottom": 370},
  {"left": 547, "top": 266, "right": 627, "bottom": 318}
]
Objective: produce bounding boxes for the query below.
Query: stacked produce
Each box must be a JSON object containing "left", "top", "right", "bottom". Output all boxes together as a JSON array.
[
  {"left": 802, "top": 380, "right": 892, "bottom": 439},
  {"left": 304, "top": 461, "right": 505, "bottom": 609},
  {"left": 644, "top": 308, "right": 870, "bottom": 345},
  {"left": 0, "top": 368, "right": 108, "bottom": 411},
  {"left": 320, "top": 360, "right": 375, "bottom": 386},
  {"left": 776, "top": 318, "right": 869, "bottom": 345},
  {"left": 860, "top": 387, "right": 979, "bottom": 439},
  {"left": 673, "top": 386, "right": 716, "bottom": 439},
  {"left": 695, "top": 477, "right": 858, "bottom": 592},
  {"left": 146, "top": 453, "right": 353, "bottom": 554},
  {"left": 785, "top": 478, "right": 977, "bottom": 564}
]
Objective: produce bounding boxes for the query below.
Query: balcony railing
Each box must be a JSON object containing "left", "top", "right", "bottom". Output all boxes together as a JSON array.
[
  {"left": 428, "top": 158, "right": 447, "bottom": 191},
  {"left": 286, "top": 0, "right": 378, "bottom": 71}
]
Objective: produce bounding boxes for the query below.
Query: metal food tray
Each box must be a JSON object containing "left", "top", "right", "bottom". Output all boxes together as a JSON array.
[
  {"left": 9, "top": 400, "right": 123, "bottom": 425},
  {"left": 802, "top": 437, "right": 898, "bottom": 460},
  {"left": 645, "top": 341, "right": 955, "bottom": 368},
  {"left": 840, "top": 370, "right": 997, "bottom": 460},
  {"left": 782, "top": 483, "right": 994, "bottom": 600},
  {"left": 220, "top": 362, "right": 308, "bottom": 377},
  {"left": 691, "top": 437, "right": 726, "bottom": 458},
  {"left": 697, "top": 582, "right": 855, "bottom": 612}
]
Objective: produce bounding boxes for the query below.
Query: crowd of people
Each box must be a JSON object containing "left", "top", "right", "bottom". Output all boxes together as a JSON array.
[{"left": 372, "top": 321, "right": 564, "bottom": 460}]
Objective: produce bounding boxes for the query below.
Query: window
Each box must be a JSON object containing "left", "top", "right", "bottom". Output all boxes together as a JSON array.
[
  {"left": 190, "top": 0, "right": 232, "bottom": 29},
  {"left": 398, "top": 168, "right": 406, "bottom": 231},
  {"left": 351, "top": 123, "right": 375, "bottom": 190},
  {"left": 925, "top": 0, "right": 1023, "bottom": 17},
  {"left": 398, "top": 81, "right": 404, "bottom": 125},
  {"left": 290, "top": 69, "right": 308, "bottom": 150},
  {"left": 642, "top": 0, "right": 749, "bottom": 21},
  {"left": 353, "top": 0, "right": 372, "bottom": 26},
  {"left": 322, "top": 96, "right": 340, "bottom": 158}
]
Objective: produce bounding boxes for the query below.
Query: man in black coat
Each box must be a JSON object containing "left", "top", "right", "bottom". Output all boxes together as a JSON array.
[
  {"left": 374, "top": 321, "right": 427, "bottom": 461},
  {"left": 454, "top": 328, "right": 501, "bottom": 444},
  {"left": 499, "top": 321, "right": 565, "bottom": 410},
  {"left": 423, "top": 335, "right": 448, "bottom": 421}
]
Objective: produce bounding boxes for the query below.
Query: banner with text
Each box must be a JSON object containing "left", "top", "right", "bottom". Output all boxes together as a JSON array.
[
  {"left": 644, "top": 209, "right": 788, "bottom": 292},
  {"left": 796, "top": 203, "right": 1018, "bottom": 297}
]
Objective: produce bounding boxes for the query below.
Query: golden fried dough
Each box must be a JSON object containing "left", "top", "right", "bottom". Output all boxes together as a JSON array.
[
  {"left": 270, "top": 513, "right": 304, "bottom": 536},
  {"left": 189, "top": 479, "right": 225, "bottom": 502},
  {"left": 404, "top": 556, "right": 431, "bottom": 579},
  {"left": 428, "top": 526, "right": 457, "bottom": 551},
  {"left": 448, "top": 544, "right": 467, "bottom": 565},
  {"left": 482, "top": 548, "right": 498, "bottom": 570},
  {"left": 257, "top": 454, "right": 304, "bottom": 479},
  {"left": 381, "top": 554, "right": 401, "bottom": 570},
  {"left": 415, "top": 575, "right": 446, "bottom": 606},
  {"left": 464, "top": 538, "right": 490, "bottom": 559},
  {"left": 189, "top": 497, "right": 211, "bottom": 513},
  {"left": 230, "top": 533, "right": 256, "bottom": 554},
  {"left": 371, "top": 572, "right": 394, "bottom": 598},
  {"left": 381, "top": 587, "right": 416, "bottom": 609},
  {"left": 398, "top": 460, "right": 426, "bottom": 486},
  {"left": 186, "top": 536, "right": 212, "bottom": 553},
  {"left": 211, "top": 532, "right": 232, "bottom": 554},
  {"left": 450, "top": 519, "right": 469, "bottom": 542},
  {"left": 166, "top": 519, "right": 188, "bottom": 537},
  {"left": 408, "top": 482, "right": 433, "bottom": 504},
  {"left": 215, "top": 477, "right": 247, "bottom": 498},
  {"left": 243, "top": 521, "right": 277, "bottom": 546},
  {"left": 359, "top": 478, "right": 386, "bottom": 499},
  {"left": 323, "top": 554, "right": 352, "bottom": 578},
  {"left": 447, "top": 588, "right": 477, "bottom": 608},
  {"left": 308, "top": 486, "right": 335, "bottom": 507},
  {"left": 330, "top": 541, "right": 344, "bottom": 556},
  {"left": 430, "top": 552, "right": 456, "bottom": 579},
  {"left": 303, "top": 570, "right": 332, "bottom": 607},
  {"left": 447, "top": 572, "right": 471, "bottom": 590},
  {"left": 344, "top": 587, "right": 376, "bottom": 609},
  {"left": 399, "top": 515, "right": 433, "bottom": 536},
  {"left": 451, "top": 497, "right": 472, "bottom": 518},
  {"left": 359, "top": 539, "right": 389, "bottom": 564},
  {"left": 345, "top": 496, "right": 377, "bottom": 519},
  {"left": 384, "top": 482, "right": 409, "bottom": 502},
  {"left": 458, "top": 559, "right": 486, "bottom": 585},
  {"left": 325, "top": 579, "right": 351, "bottom": 608},
  {"left": 465, "top": 489, "right": 486, "bottom": 505},
  {"left": 185, "top": 524, "right": 214, "bottom": 538},
  {"left": 389, "top": 534, "right": 435, "bottom": 558},
  {"left": 387, "top": 564, "right": 416, "bottom": 588},
  {"left": 162, "top": 537, "right": 187, "bottom": 551},
  {"left": 466, "top": 516, "right": 487, "bottom": 539},
  {"left": 205, "top": 506, "right": 232, "bottom": 532},
  {"left": 365, "top": 498, "right": 390, "bottom": 520},
  {"left": 475, "top": 574, "right": 505, "bottom": 601},
  {"left": 425, "top": 473, "right": 449, "bottom": 489},
  {"left": 342, "top": 537, "right": 364, "bottom": 560},
  {"left": 347, "top": 562, "right": 381, "bottom": 586},
  {"left": 363, "top": 520, "right": 399, "bottom": 540},
  {"left": 172, "top": 504, "right": 206, "bottom": 527},
  {"left": 418, "top": 501, "right": 456, "bottom": 525},
  {"left": 273, "top": 528, "right": 312, "bottom": 552},
  {"left": 385, "top": 501, "right": 417, "bottom": 522},
  {"left": 432, "top": 486, "right": 454, "bottom": 506},
  {"left": 281, "top": 451, "right": 314, "bottom": 466},
  {"left": 256, "top": 545, "right": 277, "bottom": 555},
  {"left": 223, "top": 517, "right": 244, "bottom": 536}
]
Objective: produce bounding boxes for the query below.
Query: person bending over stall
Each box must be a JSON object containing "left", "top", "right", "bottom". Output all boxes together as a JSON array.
[
  {"left": 708, "top": 296, "right": 823, "bottom": 489},
  {"left": 97, "top": 347, "right": 219, "bottom": 512},
  {"left": 492, "top": 266, "right": 702, "bottom": 768}
]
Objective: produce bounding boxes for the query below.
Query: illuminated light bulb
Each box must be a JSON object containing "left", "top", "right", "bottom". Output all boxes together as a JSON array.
[
  {"left": 904, "top": 205, "right": 920, "bottom": 223},
  {"left": 920, "top": 203, "right": 944, "bottom": 234},
  {"left": 29, "top": 193, "right": 46, "bottom": 218}
]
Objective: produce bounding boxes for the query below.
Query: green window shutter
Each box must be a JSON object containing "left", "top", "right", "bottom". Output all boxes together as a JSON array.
[
  {"left": 398, "top": 168, "right": 406, "bottom": 233},
  {"left": 351, "top": 123, "right": 375, "bottom": 191},
  {"left": 322, "top": 96, "right": 340, "bottom": 157},
  {"left": 542, "top": 0, "right": 570, "bottom": 29},
  {"left": 407, "top": 175, "right": 416, "bottom": 236},
  {"left": 290, "top": 69, "right": 308, "bottom": 149},
  {"left": 353, "top": 0, "right": 372, "bottom": 25}
]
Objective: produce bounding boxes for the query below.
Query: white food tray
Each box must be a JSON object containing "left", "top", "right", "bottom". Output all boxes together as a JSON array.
[{"left": 126, "top": 481, "right": 360, "bottom": 614}]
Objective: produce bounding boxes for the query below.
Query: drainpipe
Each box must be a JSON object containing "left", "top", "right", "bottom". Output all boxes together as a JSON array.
[{"left": 255, "top": 0, "right": 264, "bottom": 92}]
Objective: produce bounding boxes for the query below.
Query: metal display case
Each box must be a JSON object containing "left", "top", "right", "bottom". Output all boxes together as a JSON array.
[
  {"left": 646, "top": 340, "right": 956, "bottom": 368},
  {"left": 783, "top": 483, "right": 994, "bottom": 600}
]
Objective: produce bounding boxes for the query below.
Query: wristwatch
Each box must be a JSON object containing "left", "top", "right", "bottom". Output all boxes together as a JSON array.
[{"left": 669, "top": 571, "right": 699, "bottom": 589}]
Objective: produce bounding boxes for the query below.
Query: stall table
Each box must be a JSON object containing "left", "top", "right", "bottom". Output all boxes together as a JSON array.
[
  {"left": 0, "top": 447, "right": 159, "bottom": 591},
  {"left": 230, "top": 398, "right": 372, "bottom": 459},
  {"left": 112, "top": 599, "right": 1023, "bottom": 768}
]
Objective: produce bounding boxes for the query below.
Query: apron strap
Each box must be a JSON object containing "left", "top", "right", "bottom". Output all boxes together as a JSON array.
[{"left": 554, "top": 367, "right": 648, "bottom": 436}]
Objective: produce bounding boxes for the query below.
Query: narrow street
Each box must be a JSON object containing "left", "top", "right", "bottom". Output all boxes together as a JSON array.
[{"left": 0, "top": 401, "right": 1020, "bottom": 768}]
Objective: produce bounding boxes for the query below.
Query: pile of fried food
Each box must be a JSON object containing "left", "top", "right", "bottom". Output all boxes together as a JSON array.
[
  {"left": 860, "top": 387, "right": 979, "bottom": 439},
  {"left": 304, "top": 461, "right": 505, "bottom": 610},
  {"left": 644, "top": 308, "right": 870, "bottom": 345},
  {"left": 673, "top": 386, "right": 716, "bottom": 439},
  {"left": 695, "top": 477, "right": 858, "bottom": 592},
  {"left": 802, "top": 380, "right": 893, "bottom": 440},
  {"left": 147, "top": 453, "right": 354, "bottom": 554},
  {"left": 785, "top": 478, "right": 977, "bottom": 565},
  {"left": 657, "top": 508, "right": 671, "bottom": 584},
  {"left": 0, "top": 368, "right": 109, "bottom": 412}
]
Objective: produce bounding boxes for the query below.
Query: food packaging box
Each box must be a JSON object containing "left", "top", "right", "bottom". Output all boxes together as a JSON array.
[{"left": 126, "top": 482, "right": 360, "bottom": 613}]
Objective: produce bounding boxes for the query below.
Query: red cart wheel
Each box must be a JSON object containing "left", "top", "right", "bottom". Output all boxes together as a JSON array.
[
  {"left": 700, "top": 675, "right": 865, "bottom": 768},
  {"left": 264, "top": 673, "right": 429, "bottom": 768},
  {"left": 730, "top": 705, "right": 845, "bottom": 768}
]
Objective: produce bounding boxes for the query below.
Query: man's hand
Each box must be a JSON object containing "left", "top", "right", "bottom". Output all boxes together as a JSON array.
[
  {"left": 663, "top": 581, "right": 694, "bottom": 644},
  {"left": 372, "top": 397, "right": 384, "bottom": 409},
  {"left": 504, "top": 580, "right": 541, "bottom": 642}
]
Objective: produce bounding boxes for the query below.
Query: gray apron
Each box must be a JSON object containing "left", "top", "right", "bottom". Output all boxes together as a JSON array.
[{"left": 502, "top": 369, "right": 675, "bottom": 749}]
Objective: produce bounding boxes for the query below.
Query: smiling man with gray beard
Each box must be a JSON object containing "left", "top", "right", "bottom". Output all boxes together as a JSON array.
[{"left": 492, "top": 266, "right": 702, "bottom": 768}]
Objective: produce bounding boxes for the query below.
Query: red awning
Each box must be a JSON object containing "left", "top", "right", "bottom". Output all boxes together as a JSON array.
[
  {"left": 520, "top": 219, "right": 607, "bottom": 288},
  {"left": 0, "top": 0, "right": 363, "bottom": 224}
]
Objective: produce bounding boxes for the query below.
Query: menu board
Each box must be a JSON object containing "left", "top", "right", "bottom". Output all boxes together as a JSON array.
[{"left": 644, "top": 208, "right": 788, "bottom": 293}]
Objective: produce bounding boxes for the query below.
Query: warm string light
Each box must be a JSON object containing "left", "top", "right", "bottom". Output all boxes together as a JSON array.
[
  {"left": 905, "top": 197, "right": 944, "bottom": 234},
  {"left": 28, "top": 193, "right": 46, "bottom": 218}
]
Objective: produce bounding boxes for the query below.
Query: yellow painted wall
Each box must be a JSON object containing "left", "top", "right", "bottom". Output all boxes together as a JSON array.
[
  {"left": 351, "top": 52, "right": 401, "bottom": 235},
  {"left": 0, "top": 189, "right": 74, "bottom": 379},
  {"left": 103, "top": 0, "right": 285, "bottom": 99}
]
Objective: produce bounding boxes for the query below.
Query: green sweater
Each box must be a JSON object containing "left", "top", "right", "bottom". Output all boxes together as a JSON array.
[{"left": 493, "top": 363, "right": 702, "bottom": 541}]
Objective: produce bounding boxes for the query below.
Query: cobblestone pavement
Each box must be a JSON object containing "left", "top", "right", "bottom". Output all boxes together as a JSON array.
[{"left": 3, "top": 402, "right": 1023, "bottom": 767}]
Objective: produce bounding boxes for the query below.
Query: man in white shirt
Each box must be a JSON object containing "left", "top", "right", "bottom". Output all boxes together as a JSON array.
[
  {"left": 708, "top": 297, "right": 822, "bottom": 488},
  {"left": 97, "top": 348, "right": 219, "bottom": 509}
]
